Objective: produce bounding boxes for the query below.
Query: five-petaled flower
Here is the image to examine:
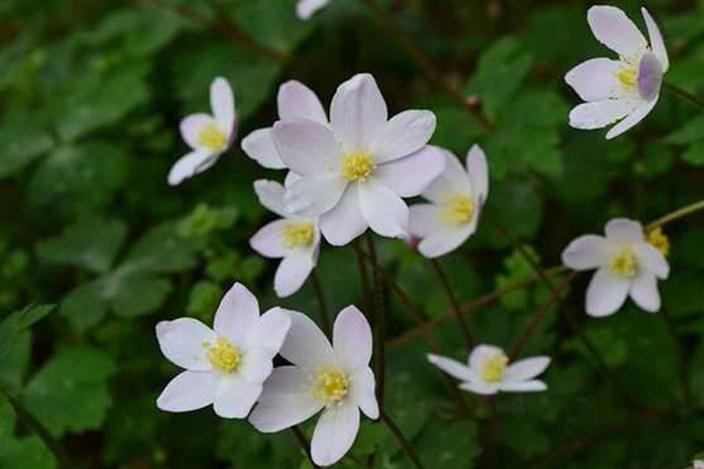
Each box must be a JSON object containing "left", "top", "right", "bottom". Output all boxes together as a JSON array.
[
  {"left": 168, "top": 77, "right": 237, "bottom": 186},
  {"left": 565, "top": 5, "right": 669, "bottom": 139},
  {"left": 249, "top": 306, "right": 378, "bottom": 467},
  {"left": 250, "top": 179, "right": 321, "bottom": 298},
  {"left": 296, "top": 0, "right": 330, "bottom": 20},
  {"left": 272, "top": 73, "right": 446, "bottom": 246},
  {"left": 409, "top": 145, "right": 489, "bottom": 258},
  {"left": 155, "top": 283, "right": 291, "bottom": 418},
  {"left": 562, "top": 218, "right": 670, "bottom": 317},
  {"left": 428, "top": 345, "right": 551, "bottom": 395}
]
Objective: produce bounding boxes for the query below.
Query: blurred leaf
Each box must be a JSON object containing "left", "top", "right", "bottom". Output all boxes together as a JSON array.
[
  {"left": 0, "top": 119, "right": 53, "bottom": 179},
  {"left": 416, "top": 420, "right": 480, "bottom": 468},
  {"left": 234, "top": 0, "right": 313, "bottom": 54},
  {"left": 123, "top": 223, "right": 199, "bottom": 274}
]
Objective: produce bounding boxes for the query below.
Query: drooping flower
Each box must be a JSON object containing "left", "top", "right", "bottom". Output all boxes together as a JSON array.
[
  {"left": 646, "top": 226, "right": 670, "bottom": 257},
  {"left": 273, "top": 73, "right": 446, "bottom": 246},
  {"left": 562, "top": 218, "right": 670, "bottom": 317},
  {"left": 249, "top": 306, "right": 378, "bottom": 467},
  {"left": 565, "top": 6, "right": 669, "bottom": 139},
  {"left": 250, "top": 179, "right": 320, "bottom": 298},
  {"left": 155, "top": 283, "right": 290, "bottom": 418},
  {"left": 296, "top": 0, "right": 330, "bottom": 20},
  {"left": 428, "top": 345, "right": 551, "bottom": 395},
  {"left": 241, "top": 80, "right": 328, "bottom": 170},
  {"left": 168, "top": 77, "right": 236, "bottom": 186},
  {"left": 409, "top": 145, "right": 489, "bottom": 258}
]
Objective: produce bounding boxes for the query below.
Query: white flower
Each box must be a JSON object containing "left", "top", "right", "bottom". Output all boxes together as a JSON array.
[
  {"left": 155, "top": 283, "right": 290, "bottom": 418},
  {"left": 428, "top": 345, "right": 551, "bottom": 395},
  {"left": 272, "top": 73, "right": 446, "bottom": 246},
  {"left": 409, "top": 145, "right": 489, "bottom": 258},
  {"left": 562, "top": 218, "right": 670, "bottom": 317},
  {"left": 249, "top": 306, "right": 378, "bottom": 467},
  {"left": 241, "top": 80, "right": 327, "bottom": 170},
  {"left": 168, "top": 77, "right": 236, "bottom": 186},
  {"left": 565, "top": 6, "right": 669, "bottom": 139},
  {"left": 694, "top": 461, "right": 704, "bottom": 469},
  {"left": 297, "top": 0, "right": 330, "bottom": 20},
  {"left": 250, "top": 179, "right": 321, "bottom": 298}
]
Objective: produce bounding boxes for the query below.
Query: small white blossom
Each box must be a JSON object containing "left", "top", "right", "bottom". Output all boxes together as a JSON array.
[
  {"left": 428, "top": 345, "right": 551, "bottom": 395},
  {"left": 297, "top": 0, "right": 330, "bottom": 20}
]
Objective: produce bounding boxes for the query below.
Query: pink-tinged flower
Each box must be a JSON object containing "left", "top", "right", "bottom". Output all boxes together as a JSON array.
[
  {"left": 169, "top": 77, "right": 236, "bottom": 186},
  {"left": 297, "top": 0, "right": 330, "bottom": 20},
  {"left": 241, "top": 80, "right": 327, "bottom": 170},
  {"left": 250, "top": 179, "right": 321, "bottom": 298},
  {"left": 409, "top": 145, "right": 489, "bottom": 258},
  {"left": 565, "top": 6, "right": 669, "bottom": 139},
  {"left": 273, "top": 73, "right": 445, "bottom": 245},
  {"left": 249, "top": 306, "right": 378, "bottom": 467},
  {"left": 694, "top": 461, "right": 704, "bottom": 469},
  {"left": 562, "top": 218, "right": 670, "bottom": 317},
  {"left": 428, "top": 345, "right": 550, "bottom": 395},
  {"left": 155, "top": 283, "right": 290, "bottom": 418}
]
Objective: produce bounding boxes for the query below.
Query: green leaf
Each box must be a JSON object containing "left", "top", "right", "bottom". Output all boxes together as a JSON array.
[
  {"left": 682, "top": 142, "right": 704, "bottom": 166},
  {"left": 665, "top": 115, "right": 704, "bottom": 144},
  {"left": 22, "top": 346, "right": 116, "bottom": 437},
  {"left": 0, "top": 118, "right": 53, "bottom": 179},
  {"left": 36, "top": 217, "right": 127, "bottom": 274},
  {"left": 416, "top": 420, "right": 481, "bottom": 468},
  {"left": 105, "top": 269, "right": 173, "bottom": 318},
  {"left": 123, "top": 223, "right": 199, "bottom": 274},
  {"left": 59, "top": 281, "right": 109, "bottom": 332},
  {"left": 234, "top": 0, "right": 313, "bottom": 54},
  {"left": 0, "top": 434, "right": 55, "bottom": 469},
  {"left": 478, "top": 178, "right": 543, "bottom": 247}
]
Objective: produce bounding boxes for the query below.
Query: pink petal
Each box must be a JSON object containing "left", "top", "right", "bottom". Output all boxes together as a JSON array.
[
  {"left": 210, "top": 77, "right": 235, "bottom": 137},
  {"left": 245, "top": 307, "right": 293, "bottom": 358},
  {"left": 605, "top": 97, "right": 658, "bottom": 140},
  {"left": 466, "top": 144, "right": 489, "bottom": 205},
  {"left": 642, "top": 8, "right": 669, "bottom": 72},
  {"left": 280, "top": 311, "right": 335, "bottom": 368},
  {"left": 587, "top": 6, "right": 647, "bottom": 57},
  {"left": 417, "top": 224, "right": 474, "bottom": 259},
  {"left": 498, "top": 380, "right": 547, "bottom": 393},
  {"left": 242, "top": 128, "right": 286, "bottom": 170},
  {"left": 156, "top": 370, "right": 217, "bottom": 412},
  {"left": 565, "top": 58, "right": 623, "bottom": 102},
  {"left": 374, "top": 146, "right": 446, "bottom": 197},
  {"left": 459, "top": 381, "right": 499, "bottom": 395},
  {"left": 273, "top": 119, "right": 340, "bottom": 175},
  {"left": 349, "top": 367, "right": 378, "bottom": 419},
  {"left": 629, "top": 273, "right": 661, "bottom": 312},
  {"left": 561, "top": 234, "right": 611, "bottom": 271},
  {"left": 421, "top": 148, "right": 472, "bottom": 203},
  {"left": 238, "top": 349, "right": 274, "bottom": 385},
  {"left": 284, "top": 173, "right": 348, "bottom": 217},
  {"left": 253, "top": 179, "right": 288, "bottom": 217},
  {"left": 634, "top": 243, "right": 669, "bottom": 279},
  {"left": 585, "top": 268, "right": 630, "bottom": 317},
  {"left": 250, "top": 219, "right": 287, "bottom": 259},
  {"left": 213, "top": 374, "right": 262, "bottom": 419},
  {"left": 278, "top": 80, "right": 328, "bottom": 124},
  {"left": 311, "top": 402, "right": 360, "bottom": 467},
  {"left": 333, "top": 306, "right": 372, "bottom": 371},
  {"left": 371, "top": 110, "right": 436, "bottom": 163},
  {"left": 358, "top": 179, "right": 409, "bottom": 239},
  {"left": 156, "top": 318, "right": 215, "bottom": 371},
  {"left": 605, "top": 218, "right": 644, "bottom": 243},
  {"left": 319, "top": 185, "right": 367, "bottom": 246},
  {"left": 213, "top": 283, "right": 260, "bottom": 345},
  {"left": 409, "top": 204, "right": 442, "bottom": 238}
]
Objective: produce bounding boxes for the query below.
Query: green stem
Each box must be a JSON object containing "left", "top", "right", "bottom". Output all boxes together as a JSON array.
[
  {"left": 646, "top": 197, "right": 704, "bottom": 231},
  {"left": 429, "top": 259, "right": 473, "bottom": 348},
  {"left": 309, "top": 271, "right": 331, "bottom": 337},
  {"left": 365, "top": 232, "right": 386, "bottom": 407},
  {"left": 291, "top": 426, "right": 317, "bottom": 467},
  {"left": 380, "top": 408, "right": 426, "bottom": 469},
  {"left": 664, "top": 82, "right": 704, "bottom": 110}
]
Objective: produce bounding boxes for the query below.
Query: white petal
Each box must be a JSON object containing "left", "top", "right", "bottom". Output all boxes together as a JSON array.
[
  {"left": 629, "top": 273, "right": 661, "bottom": 312},
  {"left": 319, "top": 185, "right": 368, "bottom": 246},
  {"left": 349, "top": 367, "right": 378, "bottom": 419},
  {"left": 280, "top": 311, "right": 335, "bottom": 368},
  {"left": 333, "top": 305, "right": 372, "bottom": 371},
  {"left": 284, "top": 173, "right": 348, "bottom": 217},
  {"left": 498, "top": 380, "right": 547, "bottom": 393},
  {"left": 417, "top": 224, "right": 474, "bottom": 259},
  {"left": 585, "top": 268, "right": 630, "bottom": 317},
  {"left": 605, "top": 97, "right": 658, "bottom": 140},
  {"left": 213, "top": 283, "right": 260, "bottom": 345},
  {"left": 278, "top": 80, "right": 328, "bottom": 124},
  {"left": 156, "top": 319, "right": 215, "bottom": 371},
  {"left": 249, "top": 366, "right": 323, "bottom": 432},
  {"left": 421, "top": 149, "right": 472, "bottom": 203},
  {"left": 642, "top": 8, "right": 669, "bottom": 72},
  {"left": 250, "top": 219, "right": 287, "bottom": 259},
  {"left": 371, "top": 110, "right": 436, "bottom": 163},
  {"left": 242, "top": 129, "right": 286, "bottom": 170},
  {"left": 374, "top": 146, "right": 446, "bottom": 197},
  {"left": 504, "top": 357, "right": 551, "bottom": 382},
  {"left": 214, "top": 374, "right": 262, "bottom": 419},
  {"left": 358, "top": 180, "right": 409, "bottom": 239},
  {"left": 634, "top": 243, "right": 669, "bottom": 279},
  {"left": 210, "top": 77, "right": 235, "bottom": 137},
  {"left": 311, "top": 402, "right": 360, "bottom": 467},
  {"left": 587, "top": 5, "right": 647, "bottom": 57},
  {"left": 466, "top": 144, "right": 489, "bottom": 205},
  {"left": 330, "top": 73, "right": 388, "bottom": 152},
  {"left": 239, "top": 349, "right": 274, "bottom": 384},
  {"left": 565, "top": 58, "right": 623, "bottom": 102},
  {"left": 275, "top": 251, "right": 316, "bottom": 298},
  {"left": 253, "top": 179, "right": 288, "bottom": 217},
  {"left": 605, "top": 218, "right": 644, "bottom": 243},
  {"left": 409, "top": 204, "right": 442, "bottom": 238},
  {"left": 469, "top": 344, "right": 504, "bottom": 371},
  {"left": 427, "top": 354, "right": 475, "bottom": 382},
  {"left": 296, "top": 0, "right": 329, "bottom": 20},
  {"left": 180, "top": 113, "right": 214, "bottom": 149},
  {"left": 156, "top": 371, "right": 217, "bottom": 412},
  {"left": 273, "top": 119, "right": 340, "bottom": 175},
  {"left": 245, "top": 307, "right": 293, "bottom": 357},
  {"left": 459, "top": 381, "right": 499, "bottom": 395},
  {"left": 569, "top": 99, "right": 637, "bottom": 130},
  {"left": 167, "top": 149, "right": 215, "bottom": 186},
  {"left": 561, "top": 234, "right": 611, "bottom": 271}
]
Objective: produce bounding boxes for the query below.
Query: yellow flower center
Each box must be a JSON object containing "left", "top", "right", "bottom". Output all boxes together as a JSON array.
[
  {"left": 480, "top": 352, "right": 508, "bottom": 383},
  {"left": 441, "top": 195, "right": 474, "bottom": 224},
  {"left": 196, "top": 123, "right": 227, "bottom": 152},
  {"left": 311, "top": 367, "right": 349, "bottom": 405},
  {"left": 204, "top": 336, "right": 241, "bottom": 374},
  {"left": 281, "top": 222, "right": 315, "bottom": 249},
  {"left": 341, "top": 151, "right": 374, "bottom": 181},
  {"left": 609, "top": 249, "right": 638, "bottom": 278},
  {"left": 646, "top": 228, "right": 670, "bottom": 257},
  {"left": 616, "top": 65, "right": 638, "bottom": 90}
]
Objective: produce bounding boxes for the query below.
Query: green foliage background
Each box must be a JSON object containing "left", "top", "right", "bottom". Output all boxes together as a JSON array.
[{"left": 1, "top": 0, "right": 704, "bottom": 467}]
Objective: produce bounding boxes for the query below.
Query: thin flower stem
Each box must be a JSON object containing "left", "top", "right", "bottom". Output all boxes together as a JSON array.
[
  {"left": 663, "top": 82, "right": 704, "bottom": 110},
  {"left": 0, "top": 386, "right": 73, "bottom": 468},
  {"left": 646, "top": 197, "right": 704, "bottom": 231},
  {"left": 365, "top": 232, "right": 387, "bottom": 406},
  {"left": 310, "top": 271, "right": 331, "bottom": 337},
  {"left": 352, "top": 241, "right": 373, "bottom": 313},
  {"left": 380, "top": 408, "right": 426, "bottom": 469},
  {"left": 428, "top": 259, "right": 473, "bottom": 348},
  {"left": 291, "top": 426, "right": 316, "bottom": 467}
]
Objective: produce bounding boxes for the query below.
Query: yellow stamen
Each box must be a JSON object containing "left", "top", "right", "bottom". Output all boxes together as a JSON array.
[
  {"left": 341, "top": 151, "right": 374, "bottom": 181},
  {"left": 481, "top": 352, "right": 508, "bottom": 383},
  {"left": 441, "top": 195, "right": 474, "bottom": 224},
  {"left": 311, "top": 367, "right": 349, "bottom": 405},
  {"left": 196, "top": 123, "right": 227, "bottom": 151},
  {"left": 615, "top": 64, "right": 638, "bottom": 91},
  {"left": 204, "top": 337, "right": 241, "bottom": 374},
  {"left": 609, "top": 249, "right": 638, "bottom": 277},
  {"left": 646, "top": 228, "right": 670, "bottom": 257},
  {"left": 281, "top": 222, "right": 315, "bottom": 249}
]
